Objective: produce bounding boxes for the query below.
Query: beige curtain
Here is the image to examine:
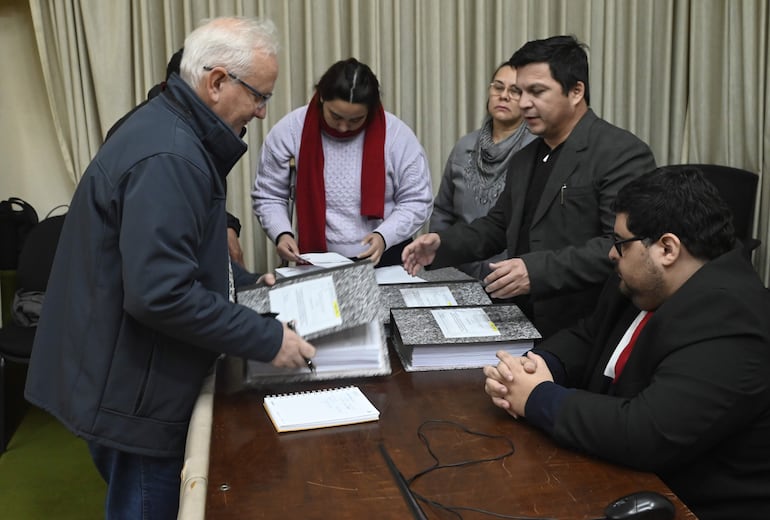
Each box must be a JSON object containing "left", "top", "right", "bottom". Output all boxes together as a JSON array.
[{"left": 28, "top": 0, "right": 770, "bottom": 282}]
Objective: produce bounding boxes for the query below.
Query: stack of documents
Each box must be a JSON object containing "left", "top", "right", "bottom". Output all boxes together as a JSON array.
[
  {"left": 238, "top": 261, "right": 390, "bottom": 383},
  {"left": 376, "top": 265, "right": 489, "bottom": 328},
  {"left": 390, "top": 304, "right": 541, "bottom": 371},
  {"left": 379, "top": 280, "right": 491, "bottom": 325}
]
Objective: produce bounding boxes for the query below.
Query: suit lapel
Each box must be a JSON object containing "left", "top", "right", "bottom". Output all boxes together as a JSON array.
[
  {"left": 505, "top": 140, "right": 539, "bottom": 251},
  {"left": 588, "top": 303, "right": 640, "bottom": 392},
  {"left": 530, "top": 110, "right": 596, "bottom": 227}
]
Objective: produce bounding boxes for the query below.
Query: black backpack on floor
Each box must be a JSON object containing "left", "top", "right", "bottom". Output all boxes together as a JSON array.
[{"left": 0, "top": 197, "right": 39, "bottom": 270}]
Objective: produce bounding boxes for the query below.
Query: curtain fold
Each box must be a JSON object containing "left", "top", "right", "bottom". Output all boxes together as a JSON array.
[
  {"left": 27, "top": 0, "right": 770, "bottom": 282},
  {"left": 28, "top": 1, "right": 94, "bottom": 183}
]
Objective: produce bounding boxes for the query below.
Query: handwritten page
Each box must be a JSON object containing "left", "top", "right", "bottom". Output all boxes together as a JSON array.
[
  {"left": 430, "top": 307, "right": 501, "bottom": 338},
  {"left": 263, "top": 386, "right": 380, "bottom": 432}
]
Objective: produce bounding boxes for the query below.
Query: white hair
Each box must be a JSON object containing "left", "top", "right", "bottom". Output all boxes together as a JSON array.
[{"left": 180, "top": 17, "right": 280, "bottom": 88}]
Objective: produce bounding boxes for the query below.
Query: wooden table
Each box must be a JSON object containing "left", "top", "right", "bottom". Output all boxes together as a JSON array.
[{"left": 206, "top": 355, "right": 696, "bottom": 519}]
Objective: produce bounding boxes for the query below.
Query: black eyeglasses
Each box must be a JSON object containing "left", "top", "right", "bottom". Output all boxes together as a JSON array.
[
  {"left": 612, "top": 236, "right": 646, "bottom": 256},
  {"left": 203, "top": 66, "right": 272, "bottom": 109}
]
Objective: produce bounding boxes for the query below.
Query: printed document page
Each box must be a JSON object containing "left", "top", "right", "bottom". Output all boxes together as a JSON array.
[
  {"left": 430, "top": 308, "right": 501, "bottom": 338},
  {"left": 375, "top": 265, "right": 426, "bottom": 284},
  {"left": 400, "top": 286, "right": 458, "bottom": 307},
  {"left": 268, "top": 275, "right": 342, "bottom": 336}
]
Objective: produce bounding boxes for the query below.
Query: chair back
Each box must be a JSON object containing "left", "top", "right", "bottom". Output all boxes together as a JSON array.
[
  {"left": 15, "top": 215, "right": 66, "bottom": 292},
  {"left": 665, "top": 164, "right": 759, "bottom": 247}
]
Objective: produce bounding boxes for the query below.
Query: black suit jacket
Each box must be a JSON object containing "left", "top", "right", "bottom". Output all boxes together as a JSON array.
[
  {"left": 536, "top": 248, "right": 770, "bottom": 520},
  {"left": 434, "top": 110, "right": 656, "bottom": 338}
]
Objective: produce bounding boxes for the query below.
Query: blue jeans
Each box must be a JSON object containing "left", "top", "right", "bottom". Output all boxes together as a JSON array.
[{"left": 88, "top": 441, "right": 183, "bottom": 520}]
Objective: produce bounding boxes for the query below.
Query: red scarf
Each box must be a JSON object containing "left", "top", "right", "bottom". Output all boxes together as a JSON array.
[{"left": 296, "top": 92, "right": 386, "bottom": 252}]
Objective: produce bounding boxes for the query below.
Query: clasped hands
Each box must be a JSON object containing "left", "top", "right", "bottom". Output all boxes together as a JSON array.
[{"left": 483, "top": 350, "right": 553, "bottom": 419}]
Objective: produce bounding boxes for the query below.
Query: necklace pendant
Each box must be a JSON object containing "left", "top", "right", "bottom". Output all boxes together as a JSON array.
[{"left": 542, "top": 153, "right": 550, "bottom": 163}]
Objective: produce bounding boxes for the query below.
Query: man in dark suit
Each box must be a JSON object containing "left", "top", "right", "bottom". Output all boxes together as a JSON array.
[
  {"left": 402, "top": 36, "right": 656, "bottom": 338},
  {"left": 484, "top": 167, "right": 770, "bottom": 520}
]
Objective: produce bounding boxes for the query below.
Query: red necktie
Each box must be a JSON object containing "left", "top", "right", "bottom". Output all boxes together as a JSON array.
[{"left": 613, "top": 311, "right": 654, "bottom": 382}]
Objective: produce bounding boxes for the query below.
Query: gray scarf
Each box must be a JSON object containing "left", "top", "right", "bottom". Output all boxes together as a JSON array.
[{"left": 466, "top": 116, "right": 531, "bottom": 206}]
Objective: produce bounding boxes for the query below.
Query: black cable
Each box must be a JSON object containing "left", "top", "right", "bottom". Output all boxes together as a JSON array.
[{"left": 402, "top": 419, "right": 557, "bottom": 520}]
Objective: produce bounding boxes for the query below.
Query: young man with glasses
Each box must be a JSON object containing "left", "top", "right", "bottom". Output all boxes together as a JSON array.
[
  {"left": 25, "top": 17, "right": 316, "bottom": 520},
  {"left": 403, "top": 35, "right": 656, "bottom": 339},
  {"left": 484, "top": 167, "right": 770, "bottom": 519}
]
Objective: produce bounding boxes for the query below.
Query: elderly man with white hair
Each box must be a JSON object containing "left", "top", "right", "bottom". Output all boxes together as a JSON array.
[{"left": 25, "top": 17, "right": 315, "bottom": 519}]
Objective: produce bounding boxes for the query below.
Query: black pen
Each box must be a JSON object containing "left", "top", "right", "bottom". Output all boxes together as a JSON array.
[
  {"left": 287, "top": 320, "right": 316, "bottom": 374},
  {"left": 379, "top": 444, "right": 428, "bottom": 520}
]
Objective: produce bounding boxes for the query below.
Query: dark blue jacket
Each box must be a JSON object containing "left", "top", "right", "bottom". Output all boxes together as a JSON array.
[{"left": 25, "top": 75, "right": 282, "bottom": 457}]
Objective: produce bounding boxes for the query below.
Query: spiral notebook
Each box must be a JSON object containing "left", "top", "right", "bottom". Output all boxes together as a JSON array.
[{"left": 263, "top": 386, "right": 380, "bottom": 433}]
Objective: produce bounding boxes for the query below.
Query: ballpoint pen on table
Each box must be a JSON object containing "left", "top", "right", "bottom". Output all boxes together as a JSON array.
[{"left": 287, "top": 320, "right": 316, "bottom": 374}]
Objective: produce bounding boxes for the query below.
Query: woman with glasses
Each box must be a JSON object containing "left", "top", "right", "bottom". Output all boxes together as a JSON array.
[
  {"left": 253, "top": 58, "right": 433, "bottom": 267},
  {"left": 429, "top": 63, "right": 535, "bottom": 279}
]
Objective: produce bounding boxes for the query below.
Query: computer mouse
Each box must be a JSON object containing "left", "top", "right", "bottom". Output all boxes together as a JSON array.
[{"left": 604, "top": 491, "right": 675, "bottom": 520}]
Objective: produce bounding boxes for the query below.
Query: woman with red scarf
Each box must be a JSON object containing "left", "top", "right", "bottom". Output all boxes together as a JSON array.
[{"left": 253, "top": 58, "right": 433, "bottom": 267}]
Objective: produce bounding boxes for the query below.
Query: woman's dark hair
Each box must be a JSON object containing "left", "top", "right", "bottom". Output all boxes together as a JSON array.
[
  {"left": 509, "top": 35, "right": 590, "bottom": 106},
  {"left": 489, "top": 61, "right": 513, "bottom": 83},
  {"left": 612, "top": 166, "right": 736, "bottom": 260},
  {"left": 315, "top": 58, "right": 381, "bottom": 111}
]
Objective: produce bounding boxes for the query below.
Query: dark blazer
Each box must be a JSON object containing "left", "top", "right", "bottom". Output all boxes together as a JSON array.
[
  {"left": 434, "top": 109, "right": 656, "bottom": 338},
  {"left": 536, "top": 248, "right": 770, "bottom": 520}
]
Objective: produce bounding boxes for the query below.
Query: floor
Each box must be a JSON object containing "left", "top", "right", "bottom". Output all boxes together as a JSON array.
[{"left": 0, "top": 364, "right": 105, "bottom": 519}]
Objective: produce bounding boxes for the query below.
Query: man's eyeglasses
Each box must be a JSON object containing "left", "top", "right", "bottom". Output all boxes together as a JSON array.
[
  {"left": 489, "top": 81, "right": 521, "bottom": 99},
  {"left": 203, "top": 66, "right": 272, "bottom": 109},
  {"left": 613, "top": 236, "right": 646, "bottom": 256}
]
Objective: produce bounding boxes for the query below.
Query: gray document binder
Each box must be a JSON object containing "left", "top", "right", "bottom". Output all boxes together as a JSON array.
[
  {"left": 390, "top": 303, "right": 541, "bottom": 372},
  {"left": 238, "top": 260, "right": 390, "bottom": 384},
  {"left": 418, "top": 266, "right": 476, "bottom": 282},
  {"left": 379, "top": 279, "right": 492, "bottom": 325}
]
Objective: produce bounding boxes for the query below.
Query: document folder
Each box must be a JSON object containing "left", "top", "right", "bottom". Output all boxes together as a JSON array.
[
  {"left": 239, "top": 260, "right": 390, "bottom": 384},
  {"left": 390, "top": 303, "right": 541, "bottom": 372}
]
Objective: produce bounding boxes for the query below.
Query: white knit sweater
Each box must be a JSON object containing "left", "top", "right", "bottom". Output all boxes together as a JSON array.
[{"left": 253, "top": 105, "right": 433, "bottom": 257}]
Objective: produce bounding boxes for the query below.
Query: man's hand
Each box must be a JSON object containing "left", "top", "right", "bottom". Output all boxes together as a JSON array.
[
  {"left": 256, "top": 273, "right": 276, "bottom": 286},
  {"left": 401, "top": 233, "right": 441, "bottom": 275},
  {"left": 227, "top": 227, "right": 245, "bottom": 267},
  {"left": 270, "top": 321, "right": 316, "bottom": 368},
  {"left": 483, "top": 258, "right": 531, "bottom": 299},
  {"left": 483, "top": 350, "right": 551, "bottom": 418},
  {"left": 357, "top": 232, "right": 386, "bottom": 266}
]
